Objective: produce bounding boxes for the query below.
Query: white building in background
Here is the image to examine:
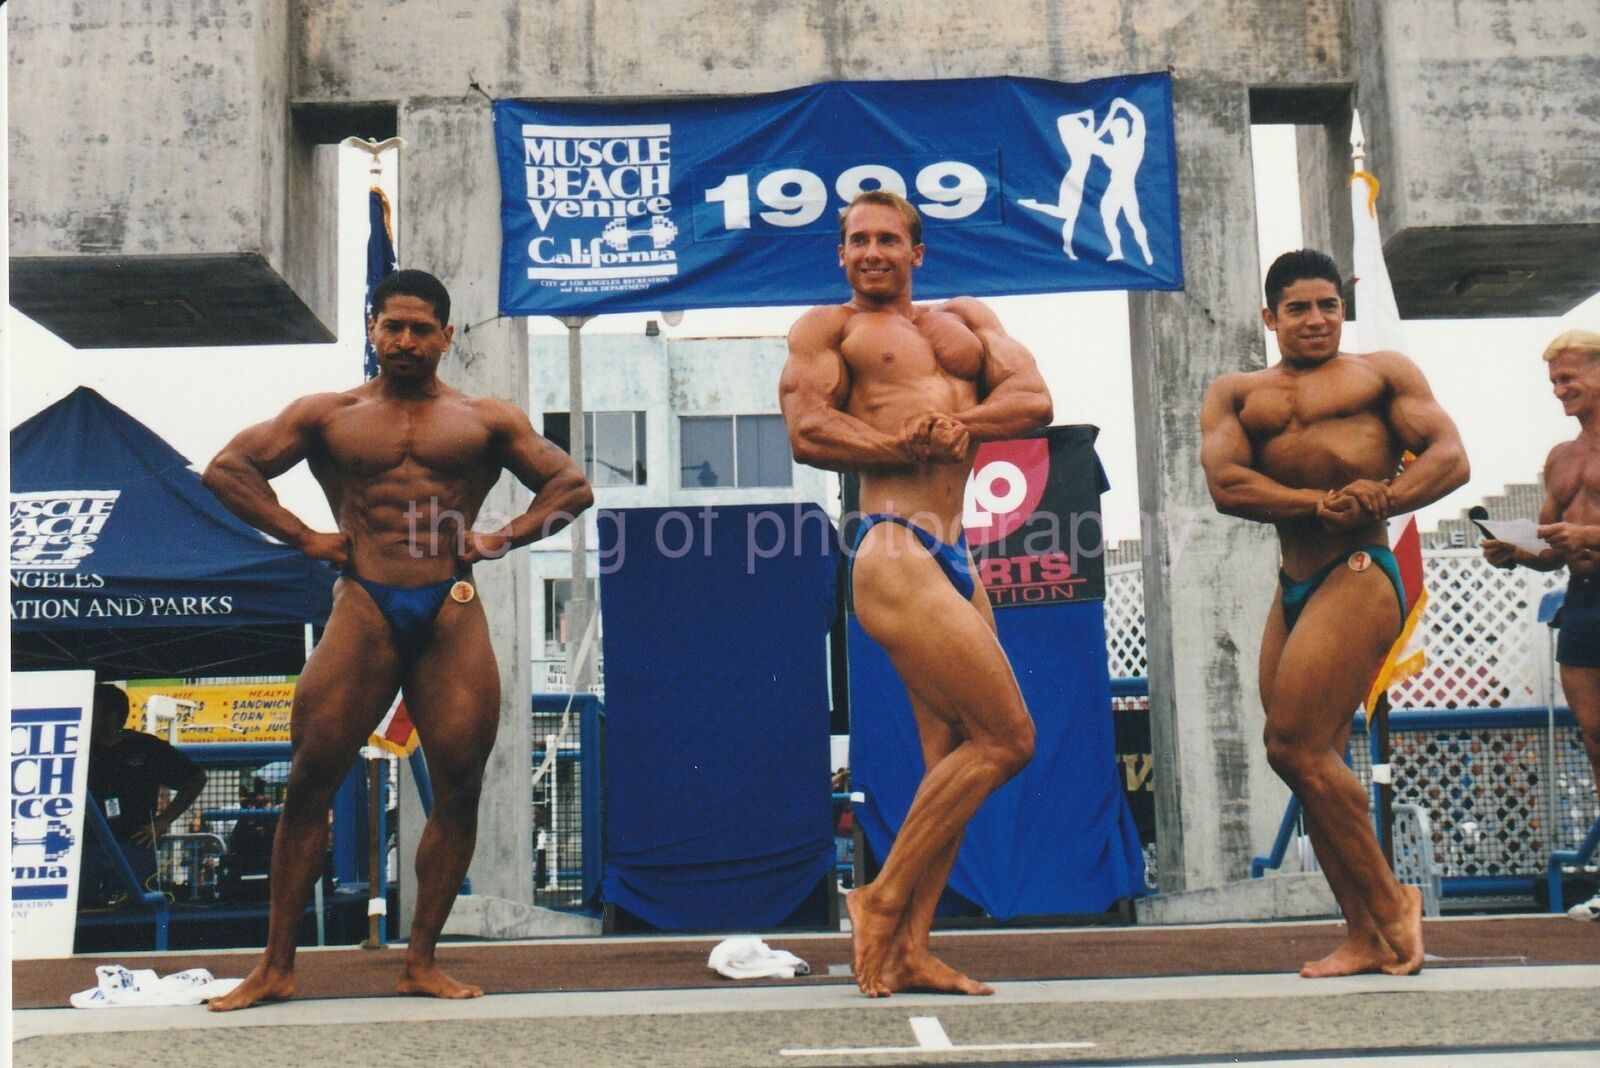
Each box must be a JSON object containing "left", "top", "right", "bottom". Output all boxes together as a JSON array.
[{"left": 528, "top": 330, "right": 836, "bottom": 691}]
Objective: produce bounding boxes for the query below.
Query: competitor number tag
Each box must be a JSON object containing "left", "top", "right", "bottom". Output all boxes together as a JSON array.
[
  {"left": 450, "top": 580, "right": 476, "bottom": 604},
  {"left": 1347, "top": 551, "right": 1372, "bottom": 573}
]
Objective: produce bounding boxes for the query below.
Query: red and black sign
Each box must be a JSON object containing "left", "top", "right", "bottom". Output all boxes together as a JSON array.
[
  {"left": 842, "top": 424, "right": 1108, "bottom": 610},
  {"left": 966, "top": 425, "right": 1107, "bottom": 608}
]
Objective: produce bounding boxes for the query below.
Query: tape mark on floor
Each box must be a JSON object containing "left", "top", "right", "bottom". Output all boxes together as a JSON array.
[{"left": 779, "top": 1014, "right": 1096, "bottom": 1057}]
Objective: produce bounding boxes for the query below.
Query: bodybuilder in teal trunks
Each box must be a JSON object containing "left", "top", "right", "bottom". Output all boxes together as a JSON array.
[
  {"left": 780, "top": 190, "right": 1053, "bottom": 997},
  {"left": 202, "top": 270, "right": 593, "bottom": 1009},
  {"left": 1201, "top": 249, "right": 1469, "bottom": 979}
]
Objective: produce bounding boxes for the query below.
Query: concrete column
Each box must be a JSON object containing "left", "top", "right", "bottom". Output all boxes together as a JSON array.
[
  {"left": 396, "top": 99, "right": 534, "bottom": 917},
  {"left": 1295, "top": 105, "right": 1355, "bottom": 284},
  {"left": 1126, "top": 79, "right": 1288, "bottom": 894}
]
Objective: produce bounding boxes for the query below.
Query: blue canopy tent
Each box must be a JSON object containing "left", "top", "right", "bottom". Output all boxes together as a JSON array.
[{"left": 10, "top": 387, "right": 335, "bottom": 677}]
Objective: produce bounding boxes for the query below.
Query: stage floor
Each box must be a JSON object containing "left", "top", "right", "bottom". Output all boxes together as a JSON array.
[{"left": 12, "top": 916, "right": 1600, "bottom": 1067}]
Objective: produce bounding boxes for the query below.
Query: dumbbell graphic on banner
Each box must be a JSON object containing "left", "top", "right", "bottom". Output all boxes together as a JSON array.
[
  {"left": 13, "top": 820, "right": 77, "bottom": 862},
  {"left": 601, "top": 215, "right": 678, "bottom": 251}
]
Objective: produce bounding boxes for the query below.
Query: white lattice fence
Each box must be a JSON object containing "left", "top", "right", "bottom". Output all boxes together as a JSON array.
[
  {"left": 1104, "top": 562, "right": 1146, "bottom": 680},
  {"left": 1104, "top": 550, "right": 1593, "bottom": 887},
  {"left": 1387, "top": 551, "right": 1568, "bottom": 710},
  {"left": 1104, "top": 550, "right": 1568, "bottom": 708}
]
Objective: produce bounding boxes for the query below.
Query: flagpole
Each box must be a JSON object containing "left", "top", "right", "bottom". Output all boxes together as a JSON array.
[
  {"left": 561, "top": 315, "right": 595, "bottom": 693},
  {"left": 362, "top": 749, "right": 385, "bottom": 948},
  {"left": 1351, "top": 108, "right": 1398, "bottom": 860}
]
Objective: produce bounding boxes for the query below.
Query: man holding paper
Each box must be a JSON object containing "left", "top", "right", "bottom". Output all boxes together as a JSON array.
[{"left": 1482, "top": 329, "right": 1600, "bottom": 920}]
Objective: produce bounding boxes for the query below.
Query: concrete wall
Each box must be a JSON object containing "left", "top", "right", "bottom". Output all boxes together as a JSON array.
[
  {"left": 1350, "top": 0, "right": 1600, "bottom": 317},
  {"left": 1128, "top": 80, "right": 1287, "bottom": 891},
  {"left": 293, "top": 0, "right": 1348, "bottom": 100},
  {"left": 396, "top": 98, "right": 537, "bottom": 914},
  {"left": 8, "top": 0, "right": 336, "bottom": 346},
  {"left": 10, "top": 1, "right": 287, "bottom": 257}
]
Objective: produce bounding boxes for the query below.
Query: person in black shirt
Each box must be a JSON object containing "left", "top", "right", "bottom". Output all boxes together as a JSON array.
[{"left": 83, "top": 684, "right": 208, "bottom": 903}]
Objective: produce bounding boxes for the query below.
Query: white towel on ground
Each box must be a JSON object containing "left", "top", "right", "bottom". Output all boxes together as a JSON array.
[
  {"left": 707, "top": 936, "right": 811, "bottom": 980},
  {"left": 70, "top": 965, "right": 243, "bottom": 1008}
]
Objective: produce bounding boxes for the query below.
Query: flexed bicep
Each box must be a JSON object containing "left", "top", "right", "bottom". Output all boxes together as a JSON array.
[
  {"left": 1378, "top": 352, "right": 1470, "bottom": 512},
  {"left": 947, "top": 298, "right": 1052, "bottom": 441}
]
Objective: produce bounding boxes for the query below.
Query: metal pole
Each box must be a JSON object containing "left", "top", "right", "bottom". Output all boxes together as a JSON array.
[
  {"left": 1545, "top": 618, "right": 1559, "bottom": 860},
  {"left": 363, "top": 755, "right": 384, "bottom": 948},
  {"left": 545, "top": 731, "right": 559, "bottom": 890},
  {"left": 1375, "top": 693, "right": 1395, "bottom": 865},
  {"left": 303, "top": 621, "right": 327, "bottom": 945},
  {"left": 561, "top": 315, "right": 595, "bottom": 692}
]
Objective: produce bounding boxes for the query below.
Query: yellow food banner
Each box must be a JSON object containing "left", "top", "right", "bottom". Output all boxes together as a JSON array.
[{"left": 125, "top": 681, "right": 296, "bottom": 742}]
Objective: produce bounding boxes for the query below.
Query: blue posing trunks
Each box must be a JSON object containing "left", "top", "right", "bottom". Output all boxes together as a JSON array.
[
  {"left": 1556, "top": 573, "right": 1600, "bottom": 669},
  {"left": 345, "top": 572, "right": 467, "bottom": 659},
  {"left": 852, "top": 514, "right": 977, "bottom": 601},
  {"left": 1279, "top": 544, "right": 1407, "bottom": 634}
]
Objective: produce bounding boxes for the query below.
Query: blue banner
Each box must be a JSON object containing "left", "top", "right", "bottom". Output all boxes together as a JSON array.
[{"left": 494, "top": 74, "right": 1181, "bottom": 316}]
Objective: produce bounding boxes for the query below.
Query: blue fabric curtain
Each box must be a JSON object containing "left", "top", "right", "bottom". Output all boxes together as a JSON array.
[
  {"left": 849, "top": 600, "right": 1145, "bottom": 919},
  {"left": 599, "top": 504, "right": 838, "bottom": 929}
]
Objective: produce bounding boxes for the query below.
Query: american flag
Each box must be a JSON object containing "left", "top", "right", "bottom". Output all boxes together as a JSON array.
[
  {"left": 369, "top": 694, "right": 419, "bottom": 757},
  {"left": 362, "top": 187, "right": 398, "bottom": 381}
]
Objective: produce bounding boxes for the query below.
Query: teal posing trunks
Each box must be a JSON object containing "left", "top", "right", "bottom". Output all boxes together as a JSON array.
[
  {"left": 1279, "top": 544, "right": 1407, "bottom": 633},
  {"left": 851, "top": 514, "right": 977, "bottom": 601}
]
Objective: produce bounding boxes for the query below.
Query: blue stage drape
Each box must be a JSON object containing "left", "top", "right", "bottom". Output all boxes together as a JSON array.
[
  {"left": 849, "top": 599, "right": 1145, "bottom": 919},
  {"left": 599, "top": 504, "right": 837, "bottom": 929}
]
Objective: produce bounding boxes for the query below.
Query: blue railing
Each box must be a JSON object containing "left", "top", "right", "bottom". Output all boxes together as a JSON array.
[
  {"left": 1249, "top": 706, "right": 1597, "bottom": 907},
  {"left": 531, "top": 693, "right": 605, "bottom": 910}
]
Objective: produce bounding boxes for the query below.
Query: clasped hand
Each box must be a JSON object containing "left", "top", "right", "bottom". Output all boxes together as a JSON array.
[
  {"left": 901, "top": 412, "right": 971, "bottom": 464},
  {"left": 1316, "top": 478, "right": 1392, "bottom": 531}
]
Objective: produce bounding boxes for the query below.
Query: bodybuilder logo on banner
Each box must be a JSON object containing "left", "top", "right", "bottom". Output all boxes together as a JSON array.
[
  {"left": 9, "top": 491, "right": 120, "bottom": 571},
  {"left": 1017, "top": 97, "right": 1154, "bottom": 266}
]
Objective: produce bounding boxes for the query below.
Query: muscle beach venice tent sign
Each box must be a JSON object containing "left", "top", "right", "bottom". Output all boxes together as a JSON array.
[
  {"left": 494, "top": 73, "right": 1181, "bottom": 316},
  {"left": 9, "top": 387, "right": 334, "bottom": 632}
]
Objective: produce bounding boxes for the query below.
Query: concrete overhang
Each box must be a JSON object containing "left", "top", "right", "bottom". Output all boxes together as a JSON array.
[
  {"left": 9, "top": 254, "right": 335, "bottom": 349},
  {"left": 1385, "top": 224, "right": 1600, "bottom": 319}
]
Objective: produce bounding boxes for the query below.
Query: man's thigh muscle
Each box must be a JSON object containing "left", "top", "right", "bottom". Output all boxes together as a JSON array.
[
  {"left": 292, "top": 581, "right": 404, "bottom": 756},
  {"left": 402, "top": 598, "right": 500, "bottom": 772},
  {"left": 854, "top": 542, "right": 1028, "bottom": 745},
  {"left": 1266, "top": 567, "right": 1399, "bottom": 744}
]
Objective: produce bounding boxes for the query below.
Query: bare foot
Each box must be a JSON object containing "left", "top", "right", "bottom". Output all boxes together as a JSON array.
[
  {"left": 398, "top": 960, "right": 483, "bottom": 999},
  {"left": 208, "top": 962, "right": 295, "bottom": 1012},
  {"left": 1299, "top": 933, "right": 1397, "bottom": 978},
  {"left": 891, "top": 951, "right": 994, "bottom": 995},
  {"left": 1379, "top": 884, "right": 1425, "bottom": 976},
  {"left": 845, "top": 888, "right": 899, "bottom": 998}
]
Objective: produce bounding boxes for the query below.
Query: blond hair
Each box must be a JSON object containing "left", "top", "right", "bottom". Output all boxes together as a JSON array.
[
  {"left": 1543, "top": 329, "right": 1600, "bottom": 363},
  {"left": 838, "top": 189, "right": 922, "bottom": 246}
]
